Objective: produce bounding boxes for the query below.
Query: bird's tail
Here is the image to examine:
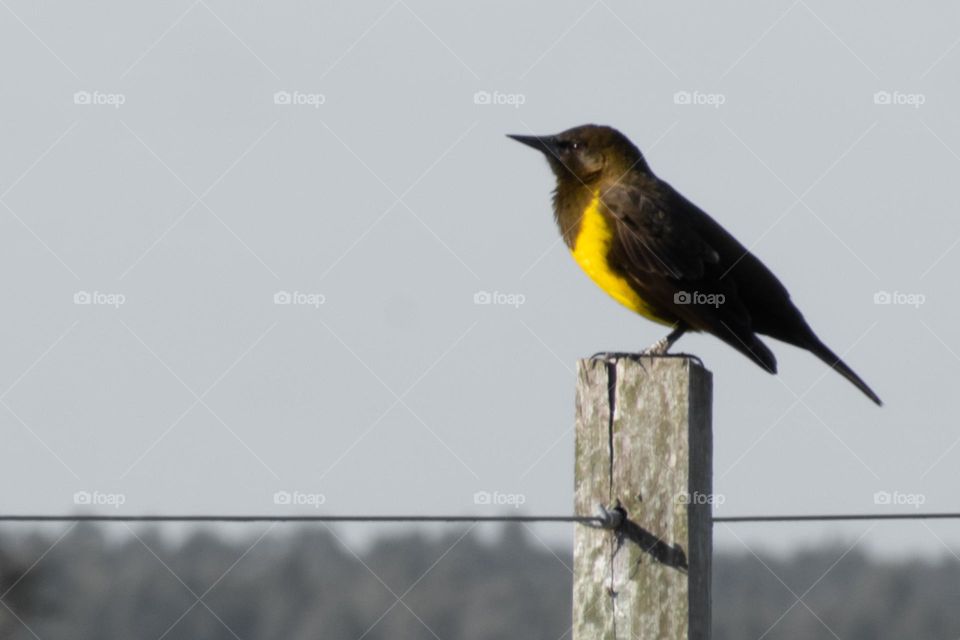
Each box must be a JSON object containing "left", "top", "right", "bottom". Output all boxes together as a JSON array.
[
  {"left": 807, "top": 339, "right": 882, "bottom": 406},
  {"left": 714, "top": 325, "right": 779, "bottom": 375}
]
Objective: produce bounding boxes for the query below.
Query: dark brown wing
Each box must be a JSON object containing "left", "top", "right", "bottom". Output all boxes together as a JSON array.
[
  {"left": 601, "top": 175, "right": 881, "bottom": 403},
  {"left": 602, "top": 181, "right": 719, "bottom": 281},
  {"left": 601, "top": 178, "right": 778, "bottom": 372}
]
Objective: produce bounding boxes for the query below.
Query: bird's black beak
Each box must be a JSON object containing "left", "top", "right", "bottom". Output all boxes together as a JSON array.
[{"left": 507, "top": 134, "right": 557, "bottom": 156}]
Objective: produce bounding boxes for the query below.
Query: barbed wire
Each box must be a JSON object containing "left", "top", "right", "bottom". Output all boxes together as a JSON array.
[{"left": 1, "top": 513, "right": 959, "bottom": 524}]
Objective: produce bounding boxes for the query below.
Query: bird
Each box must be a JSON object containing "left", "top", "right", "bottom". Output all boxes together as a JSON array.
[{"left": 508, "top": 124, "right": 882, "bottom": 406}]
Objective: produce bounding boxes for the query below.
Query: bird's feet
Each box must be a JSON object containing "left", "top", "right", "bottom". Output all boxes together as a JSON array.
[
  {"left": 590, "top": 333, "right": 677, "bottom": 363},
  {"left": 591, "top": 327, "right": 689, "bottom": 364},
  {"left": 590, "top": 351, "right": 644, "bottom": 364},
  {"left": 589, "top": 350, "right": 703, "bottom": 368},
  {"left": 642, "top": 335, "right": 673, "bottom": 356}
]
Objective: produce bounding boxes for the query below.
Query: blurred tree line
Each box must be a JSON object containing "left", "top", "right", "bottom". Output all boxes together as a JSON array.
[{"left": 0, "top": 524, "right": 958, "bottom": 639}]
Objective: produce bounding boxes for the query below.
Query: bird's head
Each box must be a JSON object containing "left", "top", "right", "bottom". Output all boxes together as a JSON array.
[{"left": 507, "top": 124, "right": 648, "bottom": 186}]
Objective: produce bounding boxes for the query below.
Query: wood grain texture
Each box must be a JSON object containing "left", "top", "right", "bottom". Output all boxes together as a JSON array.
[{"left": 574, "top": 356, "right": 712, "bottom": 640}]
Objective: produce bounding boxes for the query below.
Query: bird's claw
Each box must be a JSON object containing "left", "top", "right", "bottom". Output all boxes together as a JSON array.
[
  {"left": 641, "top": 336, "right": 672, "bottom": 355},
  {"left": 590, "top": 351, "right": 643, "bottom": 364}
]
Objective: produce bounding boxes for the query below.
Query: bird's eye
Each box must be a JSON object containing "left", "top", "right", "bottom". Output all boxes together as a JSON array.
[{"left": 570, "top": 141, "right": 582, "bottom": 150}]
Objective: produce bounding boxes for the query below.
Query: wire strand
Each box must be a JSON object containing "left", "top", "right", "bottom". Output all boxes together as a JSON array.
[
  {"left": 1, "top": 513, "right": 959, "bottom": 523},
  {"left": 713, "top": 513, "right": 960, "bottom": 523},
  {"left": 0, "top": 515, "right": 602, "bottom": 524}
]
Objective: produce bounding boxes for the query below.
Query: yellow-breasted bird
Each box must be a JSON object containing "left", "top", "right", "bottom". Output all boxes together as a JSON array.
[{"left": 509, "top": 124, "right": 882, "bottom": 406}]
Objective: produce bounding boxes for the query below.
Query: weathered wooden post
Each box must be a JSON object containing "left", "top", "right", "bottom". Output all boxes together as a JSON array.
[{"left": 574, "top": 356, "right": 713, "bottom": 640}]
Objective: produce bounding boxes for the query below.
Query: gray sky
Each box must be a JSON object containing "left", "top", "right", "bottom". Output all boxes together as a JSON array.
[{"left": 1, "top": 0, "right": 958, "bottom": 558}]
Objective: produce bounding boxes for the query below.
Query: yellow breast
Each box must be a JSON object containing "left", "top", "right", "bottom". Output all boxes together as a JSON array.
[{"left": 570, "top": 194, "right": 671, "bottom": 325}]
